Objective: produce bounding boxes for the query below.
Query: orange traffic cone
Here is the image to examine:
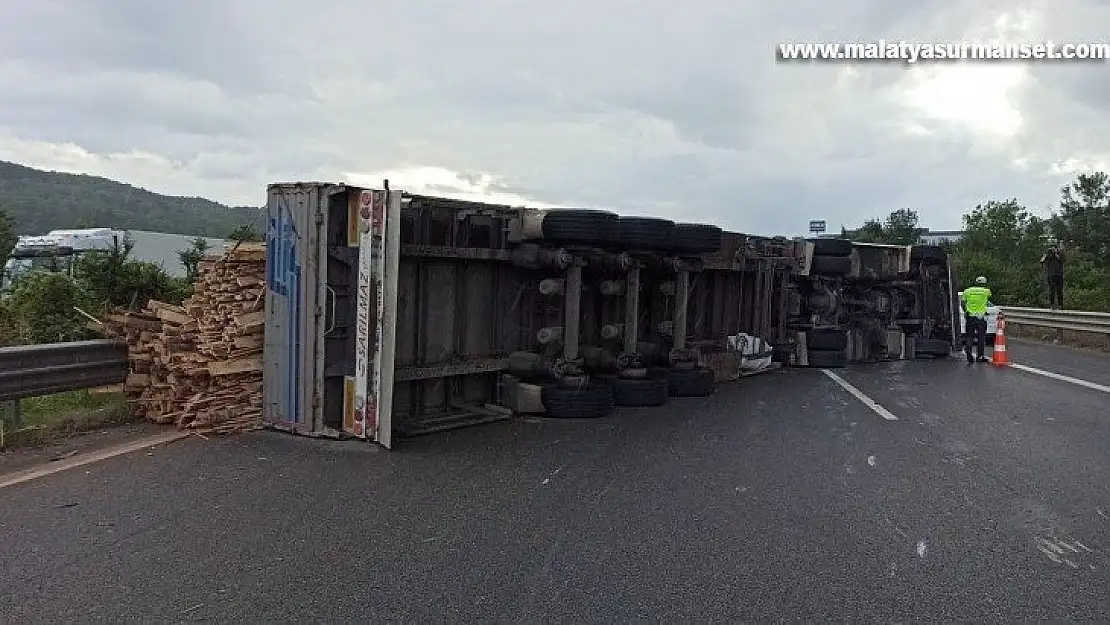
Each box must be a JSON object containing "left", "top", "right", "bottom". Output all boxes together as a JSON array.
[{"left": 992, "top": 314, "right": 1010, "bottom": 366}]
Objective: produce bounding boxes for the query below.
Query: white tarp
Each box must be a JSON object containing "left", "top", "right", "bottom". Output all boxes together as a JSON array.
[{"left": 727, "top": 333, "right": 774, "bottom": 372}]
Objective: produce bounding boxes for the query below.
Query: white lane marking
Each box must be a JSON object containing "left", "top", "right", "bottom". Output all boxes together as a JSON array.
[
  {"left": 821, "top": 369, "right": 899, "bottom": 421},
  {"left": 1010, "top": 363, "right": 1110, "bottom": 394},
  {"left": 0, "top": 431, "right": 190, "bottom": 490}
]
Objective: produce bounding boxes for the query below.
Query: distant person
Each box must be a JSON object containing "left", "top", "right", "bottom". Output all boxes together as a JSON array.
[
  {"left": 1040, "top": 246, "right": 1065, "bottom": 309},
  {"left": 962, "top": 276, "right": 991, "bottom": 363}
]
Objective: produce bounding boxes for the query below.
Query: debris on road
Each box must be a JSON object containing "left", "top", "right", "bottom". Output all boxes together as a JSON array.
[{"left": 104, "top": 243, "right": 266, "bottom": 435}]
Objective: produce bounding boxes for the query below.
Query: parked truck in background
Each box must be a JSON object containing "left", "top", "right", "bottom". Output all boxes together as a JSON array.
[
  {"left": 1, "top": 227, "right": 127, "bottom": 293},
  {"left": 1, "top": 228, "right": 232, "bottom": 293},
  {"left": 261, "top": 182, "right": 958, "bottom": 448}
]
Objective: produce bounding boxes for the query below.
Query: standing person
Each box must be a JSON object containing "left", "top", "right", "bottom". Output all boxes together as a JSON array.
[
  {"left": 962, "top": 276, "right": 992, "bottom": 363},
  {"left": 1041, "top": 246, "right": 1065, "bottom": 309}
]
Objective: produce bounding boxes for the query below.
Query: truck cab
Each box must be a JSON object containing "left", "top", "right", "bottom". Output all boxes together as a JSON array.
[{"left": 790, "top": 239, "right": 958, "bottom": 364}]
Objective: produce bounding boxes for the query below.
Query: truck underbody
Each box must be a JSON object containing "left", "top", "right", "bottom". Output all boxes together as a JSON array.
[
  {"left": 262, "top": 183, "right": 958, "bottom": 447},
  {"left": 789, "top": 239, "right": 959, "bottom": 365}
]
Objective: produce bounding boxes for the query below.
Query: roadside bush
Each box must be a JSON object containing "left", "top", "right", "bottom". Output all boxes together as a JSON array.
[
  {"left": 6, "top": 271, "right": 95, "bottom": 344},
  {"left": 0, "top": 297, "right": 19, "bottom": 346},
  {"left": 76, "top": 250, "right": 191, "bottom": 312}
]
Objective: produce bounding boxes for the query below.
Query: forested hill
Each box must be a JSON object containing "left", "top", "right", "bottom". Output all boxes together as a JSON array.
[{"left": 0, "top": 160, "right": 260, "bottom": 237}]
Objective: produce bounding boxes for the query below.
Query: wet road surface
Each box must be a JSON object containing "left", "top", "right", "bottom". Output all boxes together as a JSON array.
[{"left": 1, "top": 340, "right": 1108, "bottom": 622}]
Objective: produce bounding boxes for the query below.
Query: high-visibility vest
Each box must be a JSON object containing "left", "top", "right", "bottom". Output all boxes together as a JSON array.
[{"left": 963, "top": 286, "right": 991, "bottom": 317}]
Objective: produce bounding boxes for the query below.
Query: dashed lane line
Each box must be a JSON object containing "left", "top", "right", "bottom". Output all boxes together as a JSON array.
[
  {"left": 821, "top": 369, "right": 899, "bottom": 421},
  {"left": 1010, "top": 363, "right": 1110, "bottom": 394}
]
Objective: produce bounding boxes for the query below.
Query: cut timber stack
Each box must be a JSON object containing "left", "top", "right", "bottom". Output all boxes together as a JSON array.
[{"left": 104, "top": 242, "right": 267, "bottom": 435}]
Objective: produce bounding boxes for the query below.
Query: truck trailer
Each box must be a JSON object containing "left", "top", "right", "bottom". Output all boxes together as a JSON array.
[
  {"left": 262, "top": 182, "right": 958, "bottom": 448},
  {"left": 262, "top": 183, "right": 807, "bottom": 447}
]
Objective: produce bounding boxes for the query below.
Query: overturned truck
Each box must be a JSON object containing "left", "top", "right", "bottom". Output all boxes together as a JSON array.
[
  {"left": 790, "top": 238, "right": 960, "bottom": 365},
  {"left": 262, "top": 183, "right": 957, "bottom": 447}
]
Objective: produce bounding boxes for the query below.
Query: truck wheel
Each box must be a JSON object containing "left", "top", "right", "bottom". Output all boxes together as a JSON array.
[
  {"left": 541, "top": 209, "right": 620, "bottom": 246},
  {"left": 808, "top": 238, "right": 853, "bottom": 257},
  {"left": 811, "top": 255, "right": 852, "bottom": 276},
  {"left": 910, "top": 245, "right": 946, "bottom": 264},
  {"left": 610, "top": 376, "right": 670, "bottom": 407},
  {"left": 541, "top": 383, "right": 615, "bottom": 418},
  {"left": 772, "top": 344, "right": 793, "bottom": 363},
  {"left": 665, "top": 367, "right": 715, "bottom": 397},
  {"left": 618, "top": 217, "right": 676, "bottom": 250},
  {"left": 915, "top": 338, "right": 951, "bottom": 358},
  {"left": 807, "top": 349, "right": 846, "bottom": 368},
  {"left": 670, "top": 223, "right": 723, "bottom": 253},
  {"left": 807, "top": 328, "right": 847, "bottom": 351}
]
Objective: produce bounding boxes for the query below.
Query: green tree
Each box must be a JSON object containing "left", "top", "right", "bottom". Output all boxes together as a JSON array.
[
  {"left": 883, "top": 209, "right": 925, "bottom": 245},
  {"left": 178, "top": 237, "right": 210, "bottom": 281},
  {"left": 0, "top": 208, "right": 16, "bottom": 265},
  {"left": 228, "top": 223, "right": 263, "bottom": 242},
  {"left": 844, "top": 209, "right": 924, "bottom": 245},
  {"left": 1054, "top": 172, "right": 1110, "bottom": 263},
  {"left": 955, "top": 199, "right": 1048, "bottom": 306},
  {"left": 845, "top": 219, "right": 885, "bottom": 243}
]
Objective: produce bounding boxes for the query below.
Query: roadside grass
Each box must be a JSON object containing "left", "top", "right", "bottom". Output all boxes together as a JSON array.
[{"left": 1, "top": 387, "right": 136, "bottom": 449}]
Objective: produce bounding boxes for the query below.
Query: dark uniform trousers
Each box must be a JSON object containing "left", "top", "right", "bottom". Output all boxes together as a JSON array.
[{"left": 965, "top": 315, "right": 987, "bottom": 360}]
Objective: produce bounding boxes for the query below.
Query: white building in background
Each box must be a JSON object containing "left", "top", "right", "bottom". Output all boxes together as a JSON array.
[{"left": 918, "top": 230, "right": 964, "bottom": 245}]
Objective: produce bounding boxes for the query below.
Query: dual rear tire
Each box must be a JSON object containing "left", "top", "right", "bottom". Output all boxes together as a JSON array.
[{"left": 541, "top": 367, "right": 716, "bottom": 418}]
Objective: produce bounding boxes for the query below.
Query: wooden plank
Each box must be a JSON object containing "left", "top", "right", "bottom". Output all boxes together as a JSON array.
[
  {"left": 233, "top": 335, "right": 263, "bottom": 350},
  {"left": 156, "top": 307, "right": 192, "bottom": 326},
  {"left": 234, "top": 310, "right": 266, "bottom": 329},
  {"left": 126, "top": 372, "right": 150, "bottom": 384},
  {"left": 207, "top": 355, "right": 263, "bottom": 377}
]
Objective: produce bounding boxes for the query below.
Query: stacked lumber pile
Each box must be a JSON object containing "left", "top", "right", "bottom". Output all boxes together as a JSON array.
[{"left": 104, "top": 243, "right": 267, "bottom": 434}]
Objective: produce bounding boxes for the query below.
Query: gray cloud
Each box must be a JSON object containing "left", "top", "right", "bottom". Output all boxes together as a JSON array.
[{"left": 1, "top": 0, "right": 1108, "bottom": 235}]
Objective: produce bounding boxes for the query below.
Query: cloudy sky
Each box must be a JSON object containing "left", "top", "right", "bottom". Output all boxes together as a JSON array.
[{"left": 1, "top": 0, "right": 1107, "bottom": 235}]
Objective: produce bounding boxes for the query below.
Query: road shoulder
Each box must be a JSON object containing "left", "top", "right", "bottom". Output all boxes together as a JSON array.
[{"left": 0, "top": 423, "right": 188, "bottom": 486}]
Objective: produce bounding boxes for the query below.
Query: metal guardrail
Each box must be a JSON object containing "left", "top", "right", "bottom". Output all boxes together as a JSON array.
[
  {"left": 998, "top": 307, "right": 1110, "bottom": 335},
  {"left": 0, "top": 339, "right": 130, "bottom": 402}
]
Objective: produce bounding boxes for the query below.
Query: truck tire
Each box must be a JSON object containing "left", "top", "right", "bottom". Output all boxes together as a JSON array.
[
  {"left": 541, "top": 383, "right": 615, "bottom": 418},
  {"left": 664, "top": 367, "right": 715, "bottom": 397},
  {"left": 541, "top": 209, "right": 620, "bottom": 246},
  {"left": 811, "top": 255, "right": 852, "bottom": 276},
  {"left": 618, "top": 217, "right": 675, "bottom": 250},
  {"left": 910, "top": 245, "right": 946, "bottom": 264},
  {"left": 772, "top": 343, "right": 793, "bottom": 363},
  {"left": 610, "top": 376, "right": 670, "bottom": 407},
  {"left": 670, "top": 223, "right": 723, "bottom": 253},
  {"left": 915, "top": 338, "right": 951, "bottom": 358},
  {"left": 807, "top": 349, "right": 846, "bottom": 368},
  {"left": 807, "top": 328, "right": 848, "bottom": 351},
  {"left": 808, "top": 238, "right": 853, "bottom": 257}
]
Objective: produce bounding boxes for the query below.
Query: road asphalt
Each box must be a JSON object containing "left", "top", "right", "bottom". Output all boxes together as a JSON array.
[{"left": 1, "top": 340, "right": 1108, "bottom": 622}]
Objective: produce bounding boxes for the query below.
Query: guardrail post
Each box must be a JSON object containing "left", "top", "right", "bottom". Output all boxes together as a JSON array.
[{"left": 0, "top": 399, "right": 20, "bottom": 431}]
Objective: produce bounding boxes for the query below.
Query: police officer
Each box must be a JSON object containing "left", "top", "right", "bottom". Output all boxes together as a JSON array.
[{"left": 963, "top": 276, "right": 991, "bottom": 363}]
